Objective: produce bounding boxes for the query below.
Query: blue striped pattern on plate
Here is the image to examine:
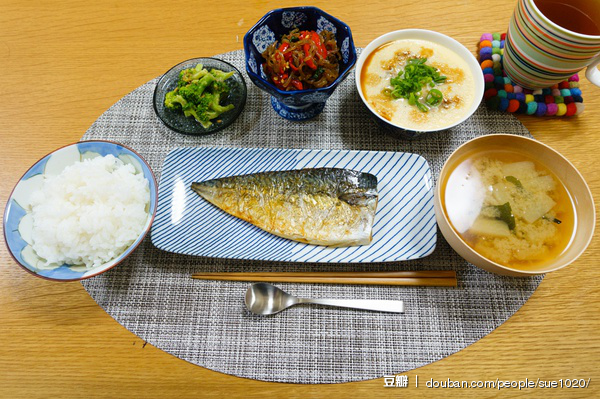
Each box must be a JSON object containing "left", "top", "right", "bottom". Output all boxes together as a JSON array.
[{"left": 151, "top": 147, "right": 436, "bottom": 263}]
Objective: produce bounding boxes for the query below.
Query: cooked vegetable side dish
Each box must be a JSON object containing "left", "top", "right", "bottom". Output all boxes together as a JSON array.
[
  {"left": 191, "top": 168, "right": 378, "bottom": 246},
  {"left": 164, "top": 63, "right": 235, "bottom": 128},
  {"left": 262, "top": 28, "right": 341, "bottom": 91},
  {"left": 443, "top": 150, "right": 576, "bottom": 269}
]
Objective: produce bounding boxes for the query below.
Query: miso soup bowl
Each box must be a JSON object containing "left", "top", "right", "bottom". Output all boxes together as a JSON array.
[
  {"left": 355, "top": 29, "right": 484, "bottom": 140},
  {"left": 434, "top": 134, "right": 595, "bottom": 276}
]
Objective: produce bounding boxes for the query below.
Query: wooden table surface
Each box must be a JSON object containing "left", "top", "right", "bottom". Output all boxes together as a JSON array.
[{"left": 1, "top": 1, "right": 598, "bottom": 397}]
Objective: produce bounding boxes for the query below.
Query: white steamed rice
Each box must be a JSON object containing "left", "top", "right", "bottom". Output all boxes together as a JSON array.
[{"left": 30, "top": 154, "right": 150, "bottom": 269}]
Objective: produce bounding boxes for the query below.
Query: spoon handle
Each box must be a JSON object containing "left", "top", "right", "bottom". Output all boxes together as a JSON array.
[{"left": 298, "top": 298, "right": 404, "bottom": 313}]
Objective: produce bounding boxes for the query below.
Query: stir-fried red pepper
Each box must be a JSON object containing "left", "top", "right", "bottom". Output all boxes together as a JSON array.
[
  {"left": 268, "top": 30, "right": 330, "bottom": 91},
  {"left": 310, "top": 31, "right": 328, "bottom": 58},
  {"left": 291, "top": 79, "right": 303, "bottom": 90}
]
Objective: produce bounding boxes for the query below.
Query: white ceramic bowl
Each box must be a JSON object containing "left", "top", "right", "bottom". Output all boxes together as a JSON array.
[
  {"left": 434, "top": 134, "right": 595, "bottom": 276},
  {"left": 355, "top": 29, "right": 484, "bottom": 139}
]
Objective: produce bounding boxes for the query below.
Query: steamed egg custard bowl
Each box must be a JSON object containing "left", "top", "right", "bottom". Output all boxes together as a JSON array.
[
  {"left": 435, "top": 135, "right": 595, "bottom": 276},
  {"left": 362, "top": 40, "right": 475, "bottom": 130},
  {"left": 356, "top": 29, "right": 483, "bottom": 136}
]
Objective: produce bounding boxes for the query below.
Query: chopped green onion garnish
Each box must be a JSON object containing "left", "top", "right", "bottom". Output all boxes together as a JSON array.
[
  {"left": 383, "top": 57, "right": 447, "bottom": 112},
  {"left": 426, "top": 89, "right": 443, "bottom": 106},
  {"left": 408, "top": 93, "right": 417, "bottom": 106},
  {"left": 416, "top": 101, "right": 429, "bottom": 112}
]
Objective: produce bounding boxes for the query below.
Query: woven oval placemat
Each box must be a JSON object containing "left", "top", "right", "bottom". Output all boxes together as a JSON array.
[{"left": 81, "top": 50, "right": 542, "bottom": 384}]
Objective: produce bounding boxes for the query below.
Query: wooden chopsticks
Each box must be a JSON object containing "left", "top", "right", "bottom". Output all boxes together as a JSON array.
[{"left": 191, "top": 271, "right": 457, "bottom": 287}]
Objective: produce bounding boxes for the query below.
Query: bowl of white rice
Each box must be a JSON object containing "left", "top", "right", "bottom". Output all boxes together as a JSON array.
[{"left": 3, "top": 140, "right": 157, "bottom": 281}]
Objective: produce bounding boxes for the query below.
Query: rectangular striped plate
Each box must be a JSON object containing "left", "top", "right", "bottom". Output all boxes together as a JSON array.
[{"left": 151, "top": 147, "right": 436, "bottom": 263}]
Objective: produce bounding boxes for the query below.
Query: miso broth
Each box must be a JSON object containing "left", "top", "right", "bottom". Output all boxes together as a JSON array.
[{"left": 442, "top": 149, "right": 575, "bottom": 269}]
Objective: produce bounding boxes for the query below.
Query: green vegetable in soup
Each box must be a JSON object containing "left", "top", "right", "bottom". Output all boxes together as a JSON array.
[
  {"left": 505, "top": 175, "right": 523, "bottom": 188},
  {"left": 165, "top": 64, "right": 235, "bottom": 128},
  {"left": 494, "top": 202, "right": 516, "bottom": 231},
  {"left": 475, "top": 202, "right": 516, "bottom": 235}
]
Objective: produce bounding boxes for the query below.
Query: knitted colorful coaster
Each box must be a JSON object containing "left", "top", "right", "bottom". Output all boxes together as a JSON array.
[{"left": 479, "top": 33, "right": 584, "bottom": 116}]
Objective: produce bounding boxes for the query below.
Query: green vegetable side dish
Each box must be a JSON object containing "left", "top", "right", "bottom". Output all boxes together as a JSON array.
[
  {"left": 383, "top": 57, "right": 447, "bottom": 112},
  {"left": 164, "top": 64, "right": 235, "bottom": 128}
]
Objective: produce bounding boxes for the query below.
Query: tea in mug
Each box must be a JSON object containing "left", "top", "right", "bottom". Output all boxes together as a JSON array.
[{"left": 534, "top": 0, "right": 600, "bottom": 36}]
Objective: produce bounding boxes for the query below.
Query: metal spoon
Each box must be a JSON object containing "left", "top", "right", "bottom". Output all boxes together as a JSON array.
[{"left": 245, "top": 283, "right": 404, "bottom": 315}]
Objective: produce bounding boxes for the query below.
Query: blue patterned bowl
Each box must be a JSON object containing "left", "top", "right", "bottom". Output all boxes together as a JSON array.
[
  {"left": 243, "top": 7, "right": 357, "bottom": 121},
  {"left": 3, "top": 141, "right": 158, "bottom": 281}
]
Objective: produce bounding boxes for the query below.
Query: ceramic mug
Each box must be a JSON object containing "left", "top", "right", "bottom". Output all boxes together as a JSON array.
[{"left": 504, "top": 0, "right": 600, "bottom": 89}]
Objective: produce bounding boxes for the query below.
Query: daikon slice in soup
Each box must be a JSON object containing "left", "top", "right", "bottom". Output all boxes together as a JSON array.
[{"left": 442, "top": 149, "right": 576, "bottom": 269}]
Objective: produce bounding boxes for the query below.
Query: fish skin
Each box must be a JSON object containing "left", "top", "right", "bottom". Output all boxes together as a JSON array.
[{"left": 191, "top": 168, "right": 378, "bottom": 246}]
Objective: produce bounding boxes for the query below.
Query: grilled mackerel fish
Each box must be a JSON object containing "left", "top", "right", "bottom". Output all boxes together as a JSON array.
[{"left": 191, "top": 168, "right": 378, "bottom": 246}]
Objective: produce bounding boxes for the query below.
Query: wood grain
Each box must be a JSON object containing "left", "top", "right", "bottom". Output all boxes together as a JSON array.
[{"left": 1, "top": 0, "right": 599, "bottom": 397}]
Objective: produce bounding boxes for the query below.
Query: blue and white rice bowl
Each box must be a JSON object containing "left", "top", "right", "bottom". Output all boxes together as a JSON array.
[{"left": 3, "top": 140, "right": 158, "bottom": 281}]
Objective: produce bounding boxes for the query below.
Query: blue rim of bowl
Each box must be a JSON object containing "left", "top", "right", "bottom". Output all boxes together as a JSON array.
[
  {"left": 3, "top": 140, "right": 159, "bottom": 282},
  {"left": 243, "top": 6, "right": 357, "bottom": 95},
  {"left": 152, "top": 57, "right": 247, "bottom": 136}
]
